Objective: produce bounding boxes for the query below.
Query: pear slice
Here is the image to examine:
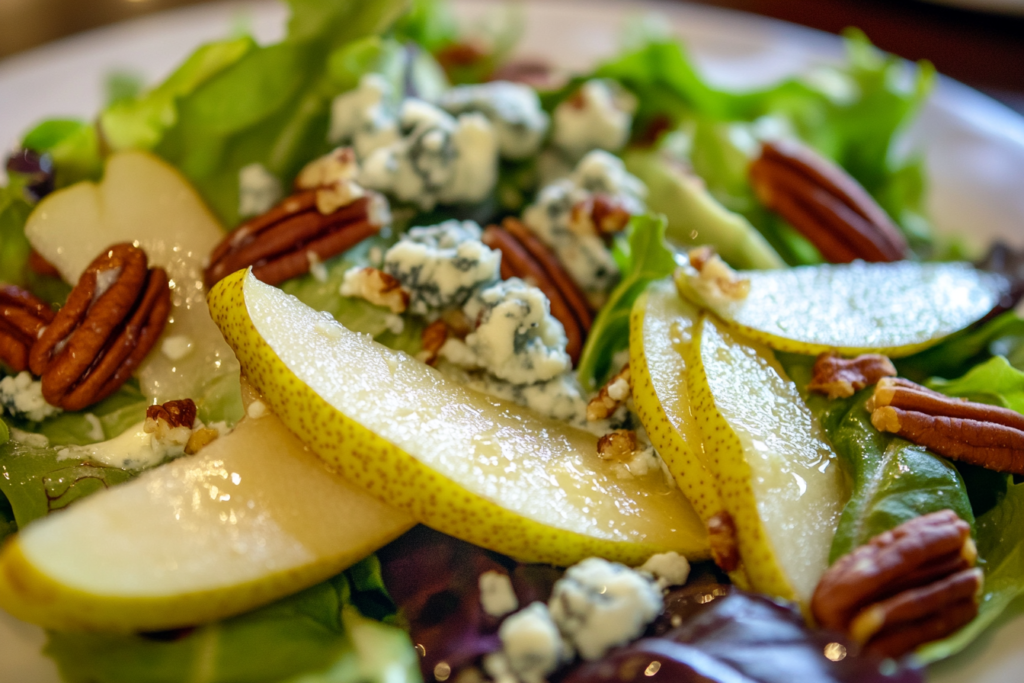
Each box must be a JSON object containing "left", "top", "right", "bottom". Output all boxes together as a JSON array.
[
  {"left": 675, "top": 261, "right": 1006, "bottom": 357},
  {"left": 687, "top": 314, "right": 846, "bottom": 606},
  {"left": 0, "top": 382, "right": 414, "bottom": 632},
  {"left": 24, "top": 150, "right": 238, "bottom": 403},
  {"left": 208, "top": 270, "right": 710, "bottom": 566}
]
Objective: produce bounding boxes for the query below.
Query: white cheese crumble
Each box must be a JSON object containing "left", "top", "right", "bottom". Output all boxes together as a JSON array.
[
  {"left": 307, "top": 251, "right": 329, "bottom": 283},
  {"left": 498, "top": 602, "right": 571, "bottom": 683},
  {"left": 454, "top": 371, "right": 590, "bottom": 425},
  {"left": 328, "top": 74, "right": 400, "bottom": 156},
  {"left": 548, "top": 557, "right": 663, "bottom": 661},
  {"left": 638, "top": 552, "right": 691, "bottom": 589},
  {"left": 246, "top": 400, "right": 268, "bottom": 420},
  {"left": 382, "top": 220, "right": 500, "bottom": 316},
  {"left": 522, "top": 151, "right": 647, "bottom": 302},
  {"left": 440, "top": 278, "right": 571, "bottom": 386},
  {"left": 606, "top": 377, "right": 630, "bottom": 402},
  {"left": 552, "top": 79, "right": 637, "bottom": 159},
  {"left": 439, "top": 81, "right": 550, "bottom": 160},
  {"left": 480, "top": 570, "right": 519, "bottom": 618},
  {"left": 359, "top": 100, "right": 498, "bottom": 210},
  {"left": 57, "top": 418, "right": 191, "bottom": 470},
  {"left": 161, "top": 335, "right": 194, "bottom": 361},
  {"left": 0, "top": 372, "right": 62, "bottom": 422},
  {"left": 10, "top": 427, "right": 49, "bottom": 448},
  {"left": 83, "top": 412, "right": 105, "bottom": 442},
  {"left": 238, "top": 163, "right": 282, "bottom": 218}
]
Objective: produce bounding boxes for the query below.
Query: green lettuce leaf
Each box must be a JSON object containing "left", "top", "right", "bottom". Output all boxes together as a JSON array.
[
  {"left": 927, "top": 355, "right": 1024, "bottom": 413},
  {"left": 21, "top": 119, "right": 103, "bottom": 189},
  {"left": 576, "top": 213, "right": 676, "bottom": 391},
  {"left": 0, "top": 183, "right": 33, "bottom": 288},
  {"left": 45, "top": 559, "right": 419, "bottom": 683},
  {"left": 896, "top": 313, "right": 1024, "bottom": 383}
]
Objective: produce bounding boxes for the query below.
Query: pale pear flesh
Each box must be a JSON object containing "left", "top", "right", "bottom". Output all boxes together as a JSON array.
[
  {"left": 688, "top": 314, "right": 846, "bottom": 606},
  {"left": 24, "top": 151, "right": 238, "bottom": 403},
  {"left": 676, "top": 261, "right": 1006, "bottom": 357},
  {"left": 0, "top": 384, "right": 414, "bottom": 632},
  {"left": 209, "top": 270, "right": 710, "bottom": 566}
]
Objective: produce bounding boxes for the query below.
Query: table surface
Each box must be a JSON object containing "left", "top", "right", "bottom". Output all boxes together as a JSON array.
[{"left": 0, "top": 0, "right": 1022, "bottom": 114}]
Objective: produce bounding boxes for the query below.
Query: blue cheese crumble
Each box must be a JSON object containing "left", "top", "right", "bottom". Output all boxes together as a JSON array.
[
  {"left": 480, "top": 570, "right": 520, "bottom": 618},
  {"left": 548, "top": 557, "right": 663, "bottom": 661},
  {"left": 238, "top": 163, "right": 282, "bottom": 218},
  {"left": 497, "top": 602, "right": 571, "bottom": 683},
  {"left": 440, "top": 278, "right": 571, "bottom": 386},
  {"left": 328, "top": 74, "right": 400, "bottom": 157},
  {"left": 522, "top": 151, "right": 647, "bottom": 303},
  {"left": 552, "top": 79, "right": 637, "bottom": 158},
  {"left": 0, "top": 372, "right": 61, "bottom": 422},
  {"left": 382, "top": 220, "right": 500, "bottom": 317},
  {"left": 439, "top": 81, "right": 550, "bottom": 160}
]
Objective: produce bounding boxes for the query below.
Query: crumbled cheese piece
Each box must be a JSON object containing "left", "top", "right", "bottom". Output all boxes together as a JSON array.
[
  {"left": 10, "top": 427, "right": 49, "bottom": 448},
  {"left": 440, "top": 81, "right": 550, "bottom": 160},
  {"left": 328, "top": 74, "right": 400, "bottom": 156},
  {"left": 552, "top": 79, "right": 637, "bottom": 158},
  {"left": 383, "top": 313, "right": 405, "bottom": 335},
  {"left": 359, "top": 100, "right": 498, "bottom": 210},
  {"left": 498, "top": 602, "right": 570, "bottom": 683},
  {"left": 480, "top": 570, "right": 519, "bottom": 618},
  {"left": 339, "top": 267, "right": 410, "bottom": 314},
  {"left": 305, "top": 251, "right": 329, "bottom": 283},
  {"left": 454, "top": 371, "right": 589, "bottom": 425},
  {"left": 683, "top": 248, "right": 751, "bottom": 307},
  {"left": 57, "top": 413, "right": 200, "bottom": 470},
  {"left": 382, "top": 220, "right": 500, "bottom": 316},
  {"left": 606, "top": 377, "right": 630, "bottom": 402},
  {"left": 247, "top": 400, "right": 268, "bottom": 420},
  {"left": 638, "top": 552, "right": 691, "bottom": 589},
  {"left": 522, "top": 151, "right": 646, "bottom": 302},
  {"left": 0, "top": 372, "right": 62, "bottom": 422},
  {"left": 83, "top": 412, "right": 105, "bottom": 442},
  {"left": 548, "top": 557, "right": 663, "bottom": 661},
  {"left": 238, "top": 163, "right": 282, "bottom": 218},
  {"left": 161, "top": 335, "right": 194, "bottom": 361},
  {"left": 440, "top": 278, "right": 571, "bottom": 386}
]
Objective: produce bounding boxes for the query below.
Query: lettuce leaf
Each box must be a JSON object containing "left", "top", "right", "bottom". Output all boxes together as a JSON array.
[
  {"left": 927, "top": 355, "right": 1024, "bottom": 413},
  {"left": 576, "top": 213, "right": 676, "bottom": 391},
  {"left": 45, "top": 558, "right": 420, "bottom": 683},
  {"left": 20, "top": 119, "right": 103, "bottom": 189},
  {"left": 896, "top": 313, "right": 1024, "bottom": 383}
]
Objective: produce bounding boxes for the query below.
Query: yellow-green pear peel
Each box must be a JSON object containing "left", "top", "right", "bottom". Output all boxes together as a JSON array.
[
  {"left": 0, "top": 396, "right": 414, "bottom": 632},
  {"left": 687, "top": 314, "right": 846, "bottom": 606},
  {"left": 675, "top": 261, "right": 1006, "bottom": 357},
  {"left": 209, "top": 270, "right": 710, "bottom": 566}
]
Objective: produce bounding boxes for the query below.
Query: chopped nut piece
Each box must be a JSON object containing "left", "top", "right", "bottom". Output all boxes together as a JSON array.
[
  {"left": 185, "top": 427, "right": 221, "bottom": 455},
  {"left": 811, "top": 510, "right": 981, "bottom": 658},
  {"left": 339, "top": 267, "right": 410, "bottom": 314},
  {"left": 295, "top": 147, "right": 367, "bottom": 215},
  {"left": 686, "top": 247, "right": 750, "bottom": 304},
  {"left": 569, "top": 194, "right": 632, "bottom": 236},
  {"left": 808, "top": 352, "right": 897, "bottom": 400},
  {"left": 706, "top": 510, "right": 741, "bottom": 573},
  {"left": 419, "top": 320, "right": 448, "bottom": 366},
  {"left": 146, "top": 398, "right": 197, "bottom": 430},
  {"left": 597, "top": 429, "right": 638, "bottom": 462},
  {"left": 587, "top": 362, "right": 631, "bottom": 422},
  {"left": 869, "top": 377, "right": 1024, "bottom": 474}
]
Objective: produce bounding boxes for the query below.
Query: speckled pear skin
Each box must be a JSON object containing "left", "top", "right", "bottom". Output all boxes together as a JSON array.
[
  {"left": 208, "top": 270, "right": 710, "bottom": 567},
  {"left": 630, "top": 283, "right": 750, "bottom": 588},
  {"left": 687, "top": 314, "right": 846, "bottom": 608},
  {"left": 675, "top": 261, "right": 1007, "bottom": 357}
]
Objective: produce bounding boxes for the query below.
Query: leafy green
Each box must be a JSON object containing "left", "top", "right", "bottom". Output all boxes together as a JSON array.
[
  {"left": 21, "top": 119, "right": 102, "bottom": 188},
  {"left": 392, "top": 0, "right": 459, "bottom": 53},
  {"left": 918, "top": 477, "right": 1024, "bottom": 664},
  {"left": 0, "top": 183, "right": 33, "bottom": 288},
  {"left": 896, "top": 312, "right": 1024, "bottom": 383},
  {"left": 576, "top": 213, "right": 676, "bottom": 391},
  {"left": 928, "top": 355, "right": 1024, "bottom": 412},
  {"left": 0, "top": 418, "right": 8, "bottom": 447},
  {"left": 45, "top": 559, "right": 419, "bottom": 683}
]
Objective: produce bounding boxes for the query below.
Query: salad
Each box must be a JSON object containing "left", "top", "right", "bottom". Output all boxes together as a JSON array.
[{"left": 2, "top": 1, "right": 1024, "bottom": 682}]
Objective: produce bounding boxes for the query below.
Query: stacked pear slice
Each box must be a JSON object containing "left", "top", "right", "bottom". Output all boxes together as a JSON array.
[
  {"left": 0, "top": 383, "right": 415, "bottom": 632},
  {"left": 208, "top": 270, "right": 709, "bottom": 567}
]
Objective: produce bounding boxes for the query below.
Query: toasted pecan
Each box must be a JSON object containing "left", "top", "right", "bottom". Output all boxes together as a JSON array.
[
  {"left": 808, "top": 352, "right": 897, "bottom": 400},
  {"left": 0, "top": 285, "right": 54, "bottom": 372}
]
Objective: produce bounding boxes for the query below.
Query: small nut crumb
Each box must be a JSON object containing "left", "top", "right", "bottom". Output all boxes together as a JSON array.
[
  {"left": 419, "top": 320, "right": 449, "bottom": 366},
  {"left": 686, "top": 247, "right": 750, "bottom": 303},
  {"left": 808, "top": 352, "right": 896, "bottom": 400},
  {"left": 185, "top": 427, "right": 221, "bottom": 455},
  {"left": 339, "top": 267, "right": 409, "bottom": 314},
  {"left": 597, "top": 429, "right": 638, "bottom": 462},
  {"left": 587, "top": 362, "right": 631, "bottom": 422}
]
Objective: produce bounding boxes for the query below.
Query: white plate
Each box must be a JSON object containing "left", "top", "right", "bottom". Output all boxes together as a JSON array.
[{"left": 1, "top": 1, "right": 1023, "bottom": 681}]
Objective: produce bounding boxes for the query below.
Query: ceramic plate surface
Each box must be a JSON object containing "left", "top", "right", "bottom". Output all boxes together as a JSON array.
[{"left": 1, "top": 1, "right": 1023, "bottom": 681}]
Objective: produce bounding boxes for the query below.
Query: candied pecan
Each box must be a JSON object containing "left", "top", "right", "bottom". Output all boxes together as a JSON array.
[
  {"left": 30, "top": 243, "right": 171, "bottom": 411},
  {"left": 483, "top": 218, "right": 591, "bottom": 363},
  {"left": 205, "top": 186, "right": 385, "bottom": 288},
  {"left": 808, "top": 352, "right": 897, "bottom": 400},
  {"left": 597, "top": 429, "right": 638, "bottom": 462},
  {"left": 0, "top": 285, "right": 54, "bottom": 372},
  {"left": 587, "top": 362, "right": 631, "bottom": 422},
  {"left": 706, "top": 510, "right": 741, "bottom": 574},
  {"left": 812, "top": 510, "right": 981, "bottom": 658},
  {"left": 146, "top": 398, "right": 197, "bottom": 430},
  {"left": 750, "top": 140, "right": 908, "bottom": 263},
  {"left": 869, "top": 377, "right": 1024, "bottom": 474}
]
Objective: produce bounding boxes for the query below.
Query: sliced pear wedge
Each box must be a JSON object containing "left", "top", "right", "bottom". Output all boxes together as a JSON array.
[
  {"left": 676, "top": 261, "right": 1006, "bottom": 357},
  {"left": 209, "top": 270, "right": 710, "bottom": 566},
  {"left": 688, "top": 314, "right": 846, "bottom": 606},
  {"left": 0, "top": 383, "right": 414, "bottom": 632}
]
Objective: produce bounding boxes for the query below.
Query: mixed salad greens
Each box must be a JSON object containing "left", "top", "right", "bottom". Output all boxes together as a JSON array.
[{"left": 3, "top": 0, "right": 1024, "bottom": 681}]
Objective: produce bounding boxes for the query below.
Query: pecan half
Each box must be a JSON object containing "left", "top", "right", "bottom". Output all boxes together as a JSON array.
[
  {"left": 869, "top": 377, "right": 1024, "bottom": 474},
  {"left": 29, "top": 243, "right": 171, "bottom": 412},
  {"left": 812, "top": 510, "right": 981, "bottom": 658},
  {"left": 750, "top": 140, "right": 908, "bottom": 263},
  {"left": 0, "top": 285, "right": 55, "bottom": 372},
  {"left": 587, "top": 362, "right": 631, "bottom": 421},
  {"left": 808, "top": 352, "right": 897, "bottom": 400},
  {"left": 205, "top": 188, "right": 385, "bottom": 288},
  {"left": 482, "top": 217, "right": 592, "bottom": 363}
]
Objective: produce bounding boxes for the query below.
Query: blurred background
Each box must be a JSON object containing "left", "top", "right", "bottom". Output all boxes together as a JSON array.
[{"left": 0, "top": 0, "right": 1022, "bottom": 113}]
